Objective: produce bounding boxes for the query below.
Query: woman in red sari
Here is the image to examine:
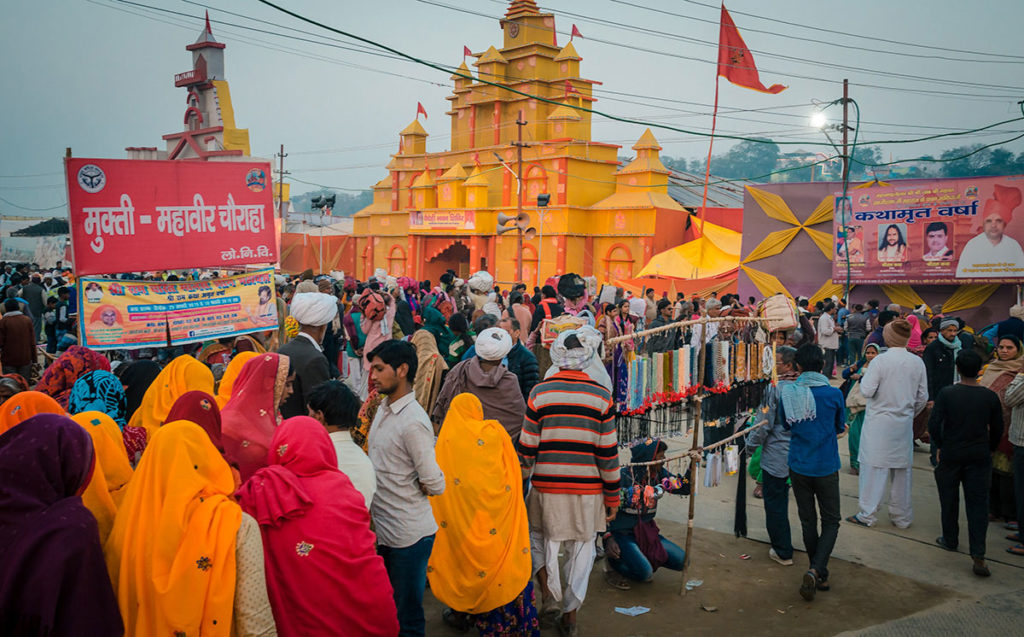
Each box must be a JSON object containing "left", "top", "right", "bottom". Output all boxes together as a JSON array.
[
  {"left": 167, "top": 391, "right": 223, "bottom": 453},
  {"left": 221, "top": 354, "right": 292, "bottom": 481},
  {"left": 238, "top": 416, "right": 398, "bottom": 637}
]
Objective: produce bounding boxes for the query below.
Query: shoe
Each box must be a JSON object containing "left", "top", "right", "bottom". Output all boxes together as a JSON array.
[
  {"left": 769, "top": 548, "right": 794, "bottom": 566},
  {"left": 538, "top": 599, "right": 560, "bottom": 629},
  {"left": 935, "top": 537, "right": 958, "bottom": 552},
  {"left": 594, "top": 540, "right": 605, "bottom": 561},
  {"left": 800, "top": 570, "right": 818, "bottom": 601},
  {"left": 753, "top": 484, "right": 763, "bottom": 499},
  {"left": 442, "top": 608, "right": 472, "bottom": 632},
  {"left": 972, "top": 558, "right": 991, "bottom": 577},
  {"left": 604, "top": 567, "right": 632, "bottom": 590},
  {"left": 1007, "top": 544, "right": 1024, "bottom": 556}
]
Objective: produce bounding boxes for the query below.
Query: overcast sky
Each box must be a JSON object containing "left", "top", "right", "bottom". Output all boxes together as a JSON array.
[{"left": 2, "top": 0, "right": 1022, "bottom": 216}]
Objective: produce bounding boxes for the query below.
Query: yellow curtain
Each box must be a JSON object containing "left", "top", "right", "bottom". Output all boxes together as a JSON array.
[
  {"left": 804, "top": 195, "right": 835, "bottom": 227},
  {"left": 740, "top": 265, "right": 790, "bottom": 298},
  {"left": 804, "top": 227, "right": 837, "bottom": 260},
  {"left": 746, "top": 186, "right": 801, "bottom": 225},
  {"left": 942, "top": 284, "right": 1000, "bottom": 313},
  {"left": 809, "top": 280, "right": 853, "bottom": 306},
  {"left": 880, "top": 284, "right": 926, "bottom": 310},
  {"left": 742, "top": 227, "right": 801, "bottom": 264}
]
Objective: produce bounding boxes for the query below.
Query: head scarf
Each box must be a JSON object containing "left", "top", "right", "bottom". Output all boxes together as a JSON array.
[
  {"left": 237, "top": 417, "right": 399, "bottom": 637},
  {"left": 68, "top": 370, "right": 127, "bottom": 427},
  {"left": 34, "top": 345, "right": 110, "bottom": 408},
  {"left": 215, "top": 351, "right": 259, "bottom": 409},
  {"left": 106, "top": 420, "right": 241, "bottom": 637},
  {"left": 906, "top": 314, "right": 923, "bottom": 350},
  {"left": 0, "top": 391, "right": 65, "bottom": 435},
  {"left": 0, "top": 372, "right": 30, "bottom": 393},
  {"left": 233, "top": 334, "right": 267, "bottom": 354},
  {"left": 289, "top": 292, "right": 338, "bottom": 326},
  {"left": 427, "top": 394, "right": 530, "bottom": 614},
  {"left": 70, "top": 411, "right": 134, "bottom": 544},
  {"left": 421, "top": 306, "right": 454, "bottom": 356},
  {"left": 167, "top": 391, "right": 223, "bottom": 453},
  {"left": 221, "top": 353, "right": 290, "bottom": 482},
  {"left": 128, "top": 355, "right": 215, "bottom": 439},
  {"left": 0, "top": 414, "right": 124, "bottom": 637},
  {"left": 475, "top": 326, "right": 513, "bottom": 361},
  {"left": 119, "top": 359, "right": 162, "bottom": 421},
  {"left": 412, "top": 329, "right": 448, "bottom": 414},
  {"left": 549, "top": 326, "right": 600, "bottom": 371},
  {"left": 295, "top": 280, "right": 319, "bottom": 294},
  {"left": 980, "top": 336, "right": 1024, "bottom": 388}
]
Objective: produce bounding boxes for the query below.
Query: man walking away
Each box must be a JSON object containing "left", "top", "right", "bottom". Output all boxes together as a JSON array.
[
  {"left": 848, "top": 319, "right": 928, "bottom": 529},
  {"left": 782, "top": 344, "right": 846, "bottom": 601},
  {"left": 929, "top": 350, "right": 1002, "bottom": 576},
  {"left": 22, "top": 274, "right": 46, "bottom": 341},
  {"left": 845, "top": 304, "right": 869, "bottom": 363},
  {"left": 817, "top": 302, "right": 841, "bottom": 378},
  {"left": 367, "top": 340, "right": 445, "bottom": 637},
  {"left": 747, "top": 345, "right": 799, "bottom": 566},
  {"left": 0, "top": 298, "right": 36, "bottom": 379}
]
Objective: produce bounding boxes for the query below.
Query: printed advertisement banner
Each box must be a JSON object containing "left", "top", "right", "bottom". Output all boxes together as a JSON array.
[
  {"left": 78, "top": 269, "right": 279, "bottom": 350},
  {"left": 66, "top": 158, "right": 276, "bottom": 275},
  {"left": 833, "top": 175, "right": 1024, "bottom": 284}
]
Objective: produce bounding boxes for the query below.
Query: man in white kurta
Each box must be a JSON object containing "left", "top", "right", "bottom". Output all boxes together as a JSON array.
[{"left": 849, "top": 319, "right": 928, "bottom": 528}]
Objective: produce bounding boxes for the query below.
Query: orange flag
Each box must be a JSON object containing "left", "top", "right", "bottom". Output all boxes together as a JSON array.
[
  {"left": 717, "top": 5, "right": 786, "bottom": 94},
  {"left": 416, "top": 102, "right": 428, "bottom": 120}
]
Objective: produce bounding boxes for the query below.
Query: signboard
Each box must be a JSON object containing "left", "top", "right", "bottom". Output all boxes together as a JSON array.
[
  {"left": 409, "top": 209, "right": 477, "bottom": 231},
  {"left": 833, "top": 175, "right": 1024, "bottom": 284},
  {"left": 78, "top": 269, "right": 279, "bottom": 350},
  {"left": 65, "top": 158, "right": 276, "bottom": 275}
]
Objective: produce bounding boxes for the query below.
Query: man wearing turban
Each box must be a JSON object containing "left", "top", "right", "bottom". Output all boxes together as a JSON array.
[
  {"left": 277, "top": 292, "right": 338, "bottom": 418},
  {"left": 956, "top": 184, "right": 1024, "bottom": 278}
]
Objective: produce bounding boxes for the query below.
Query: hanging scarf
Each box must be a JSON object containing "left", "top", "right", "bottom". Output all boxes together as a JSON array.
[{"left": 780, "top": 371, "right": 832, "bottom": 424}]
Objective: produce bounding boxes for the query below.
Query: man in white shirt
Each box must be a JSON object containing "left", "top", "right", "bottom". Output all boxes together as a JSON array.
[
  {"left": 847, "top": 319, "right": 928, "bottom": 529},
  {"left": 367, "top": 340, "right": 445, "bottom": 637},
  {"left": 306, "top": 379, "right": 376, "bottom": 508},
  {"left": 956, "top": 184, "right": 1024, "bottom": 278},
  {"left": 817, "top": 303, "right": 841, "bottom": 379}
]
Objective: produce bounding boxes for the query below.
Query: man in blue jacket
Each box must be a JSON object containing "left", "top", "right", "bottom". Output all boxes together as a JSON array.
[{"left": 782, "top": 344, "right": 846, "bottom": 601}]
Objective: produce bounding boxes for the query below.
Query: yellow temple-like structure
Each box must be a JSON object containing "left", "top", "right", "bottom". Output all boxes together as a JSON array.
[{"left": 352, "top": 0, "right": 691, "bottom": 285}]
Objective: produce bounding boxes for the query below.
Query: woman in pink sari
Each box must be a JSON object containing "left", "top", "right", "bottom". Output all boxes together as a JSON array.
[
  {"left": 238, "top": 416, "right": 398, "bottom": 637},
  {"left": 221, "top": 353, "right": 292, "bottom": 481}
]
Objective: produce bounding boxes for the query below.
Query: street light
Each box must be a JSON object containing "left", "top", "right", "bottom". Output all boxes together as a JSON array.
[
  {"left": 311, "top": 194, "right": 335, "bottom": 273},
  {"left": 809, "top": 111, "right": 828, "bottom": 130}
]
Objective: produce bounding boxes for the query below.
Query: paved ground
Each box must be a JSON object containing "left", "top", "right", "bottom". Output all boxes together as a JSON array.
[{"left": 653, "top": 426, "right": 1024, "bottom": 635}]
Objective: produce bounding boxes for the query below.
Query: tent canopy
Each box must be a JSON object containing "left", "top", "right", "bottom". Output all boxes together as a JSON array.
[{"left": 636, "top": 219, "right": 741, "bottom": 279}]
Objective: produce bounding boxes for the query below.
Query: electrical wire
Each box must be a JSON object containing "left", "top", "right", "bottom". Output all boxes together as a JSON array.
[{"left": 0, "top": 196, "right": 67, "bottom": 211}]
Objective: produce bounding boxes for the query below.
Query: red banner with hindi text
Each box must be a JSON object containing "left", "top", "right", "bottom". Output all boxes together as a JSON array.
[{"left": 65, "top": 158, "right": 276, "bottom": 275}]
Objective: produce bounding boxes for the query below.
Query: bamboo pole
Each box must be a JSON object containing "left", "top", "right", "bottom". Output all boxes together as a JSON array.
[
  {"left": 606, "top": 315, "right": 770, "bottom": 346},
  {"left": 679, "top": 317, "right": 708, "bottom": 596}
]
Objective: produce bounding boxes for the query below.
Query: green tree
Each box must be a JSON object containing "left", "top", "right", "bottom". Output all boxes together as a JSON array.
[{"left": 713, "top": 139, "right": 780, "bottom": 179}]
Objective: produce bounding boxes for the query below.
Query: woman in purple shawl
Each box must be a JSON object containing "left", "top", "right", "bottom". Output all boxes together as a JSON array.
[{"left": 0, "top": 414, "right": 123, "bottom": 636}]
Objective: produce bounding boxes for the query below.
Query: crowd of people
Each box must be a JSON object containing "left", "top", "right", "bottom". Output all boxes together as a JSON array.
[{"left": 1, "top": 258, "right": 1023, "bottom": 635}]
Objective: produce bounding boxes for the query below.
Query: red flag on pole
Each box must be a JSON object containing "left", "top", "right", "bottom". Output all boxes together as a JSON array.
[
  {"left": 717, "top": 6, "right": 786, "bottom": 94},
  {"left": 570, "top": 24, "right": 582, "bottom": 41},
  {"left": 205, "top": 10, "right": 212, "bottom": 35},
  {"left": 463, "top": 45, "right": 472, "bottom": 60},
  {"left": 416, "top": 102, "right": 428, "bottom": 120}
]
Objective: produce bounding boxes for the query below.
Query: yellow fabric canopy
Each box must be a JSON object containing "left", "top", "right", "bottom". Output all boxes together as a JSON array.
[
  {"left": 427, "top": 394, "right": 530, "bottom": 614},
  {"left": 637, "top": 221, "right": 741, "bottom": 280}
]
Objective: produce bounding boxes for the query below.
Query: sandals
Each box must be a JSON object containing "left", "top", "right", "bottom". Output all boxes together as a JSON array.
[
  {"left": 752, "top": 484, "right": 763, "bottom": 499},
  {"left": 442, "top": 608, "right": 472, "bottom": 632},
  {"left": 604, "top": 568, "right": 632, "bottom": 590},
  {"left": 845, "top": 515, "right": 870, "bottom": 527}
]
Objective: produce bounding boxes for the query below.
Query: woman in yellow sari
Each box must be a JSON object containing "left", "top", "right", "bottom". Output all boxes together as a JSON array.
[
  {"left": 127, "top": 355, "right": 215, "bottom": 439},
  {"left": 0, "top": 390, "right": 65, "bottom": 435},
  {"left": 105, "top": 420, "right": 276, "bottom": 637},
  {"left": 216, "top": 351, "right": 259, "bottom": 408},
  {"left": 428, "top": 393, "right": 539, "bottom": 636},
  {"left": 70, "top": 411, "right": 133, "bottom": 544}
]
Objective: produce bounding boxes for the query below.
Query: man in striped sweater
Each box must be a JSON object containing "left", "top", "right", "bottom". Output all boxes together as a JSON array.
[{"left": 518, "top": 327, "right": 620, "bottom": 637}]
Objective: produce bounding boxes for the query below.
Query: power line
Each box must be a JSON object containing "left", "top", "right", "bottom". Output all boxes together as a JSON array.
[
  {"left": 676, "top": 0, "right": 1024, "bottom": 61},
  {"left": 609, "top": 0, "right": 1024, "bottom": 65},
  {"left": 0, "top": 196, "right": 67, "bottom": 211}
]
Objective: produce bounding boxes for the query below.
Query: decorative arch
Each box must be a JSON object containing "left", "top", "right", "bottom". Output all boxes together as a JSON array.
[
  {"left": 525, "top": 164, "right": 548, "bottom": 205},
  {"left": 522, "top": 243, "right": 539, "bottom": 287},
  {"left": 603, "top": 243, "right": 634, "bottom": 281},
  {"left": 387, "top": 244, "right": 407, "bottom": 276}
]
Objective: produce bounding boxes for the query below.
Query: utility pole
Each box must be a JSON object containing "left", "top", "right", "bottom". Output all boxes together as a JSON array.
[
  {"left": 841, "top": 79, "right": 850, "bottom": 183},
  {"left": 275, "top": 144, "right": 289, "bottom": 219},
  {"left": 513, "top": 110, "right": 528, "bottom": 283}
]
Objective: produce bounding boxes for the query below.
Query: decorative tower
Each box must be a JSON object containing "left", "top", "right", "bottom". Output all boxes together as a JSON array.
[{"left": 126, "top": 13, "right": 251, "bottom": 160}]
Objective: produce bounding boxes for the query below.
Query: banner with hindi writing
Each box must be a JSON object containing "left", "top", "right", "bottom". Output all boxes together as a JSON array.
[
  {"left": 65, "top": 158, "right": 276, "bottom": 275},
  {"left": 78, "top": 269, "right": 279, "bottom": 350},
  {"left": 832, "top": 175, "right": 1024, "bottom": 284}
]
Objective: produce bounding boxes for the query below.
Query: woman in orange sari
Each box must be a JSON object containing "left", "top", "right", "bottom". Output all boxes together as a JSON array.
[
  {"left": 221, "top": 353, "right": 292, "bottom": 481},
  {"left": 105, "top": 420, "right": 275, "bottom": 637},
  {"left": 0, "top": 391, "right": 64, "bottom": 435},
  {"left": 127, "top": 355, "right": 215, "bottom": 441}
]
